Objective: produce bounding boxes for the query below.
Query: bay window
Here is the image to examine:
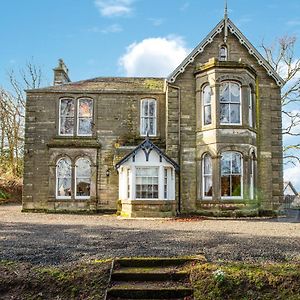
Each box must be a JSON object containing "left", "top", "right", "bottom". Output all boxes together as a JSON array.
[
  {"left": 202, "top": 154, "right": 213, "bottom": 198},
  {"left": 203, "top": 85, "right": 212, "bottom": 125}
]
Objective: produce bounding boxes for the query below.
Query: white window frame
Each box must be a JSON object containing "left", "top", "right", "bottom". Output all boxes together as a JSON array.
[
  {"left": 59, "top": 98, "right": 75, "bottom": 137},
  {"left": 202, "top": 153, "right": 213, "bottom": 199},
  {"left": 202, "top": 85, "right": 212, "bottom": 126},
  {"left": 220, "top": 151, "right": 243, "bottom": 200},
  {"left": 164, "top": 167, "right": 168, "bottom": 200},
  {"left": 75, "top": 157, "right": 91, "bottom": 200},
  {"left": 77, "top": 98, "right": 93, "bottom": 137},
  {"left": 250, "top": 153, "right": 255, "bottom": 200},
  {"left": 135, "top": 166, "right": 159, "bottom": 199},
  {"left": 56, "top": 157, "right": 72, "bottom": 199},
  {"left": 219, "top": 82, "right": 242, "bottom": 126},
  {"left": 140, "top": 98, "right": 157, "bottom": 137}
]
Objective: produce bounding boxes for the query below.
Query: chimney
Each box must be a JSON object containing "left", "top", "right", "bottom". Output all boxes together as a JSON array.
[{"left": 53, "top": 59, "right": 71, "bottom": 85}]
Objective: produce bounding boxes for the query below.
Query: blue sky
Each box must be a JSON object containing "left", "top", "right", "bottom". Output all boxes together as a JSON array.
[{"left": 1, "top": 0, "right": 300, "bottom": 189}]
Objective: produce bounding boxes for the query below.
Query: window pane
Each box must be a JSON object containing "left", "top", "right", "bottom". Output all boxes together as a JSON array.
[
  {"left": 204, "top": 106, "right": 211, "bottom": 125},
  {"left": 220, "top": 83, "right": 229, "bottom": 102},
  {"left": 76, "top": 158, "right": 91, "bottom": 177},
  {"left": 149, "top": 100, "right": 155, "bottom": 117},
  {"left": 76, "top": 178, "right": 91, "bottom": 197},
  {"left": 57, "top": 158, "right": 72, "bottom": 178},
  {"left": 230, "top": 104, "right": 240, "bottom": 124},
  {"left": 232, "top": 153, "right": 241, "bottom": 174},
  {"left": 204, "top": 155, "right": 212, "bottom": 174},
  {"left": 135, "top": 167, "right": 159, "bottom": 199},
  {"left": 221, "top": 176, "right": 230, "bottom": 196},
  {"left": 143, "top": 100, "right": 148, "bottom": 116},
  {"left": 78, "top": 118, "right": 92, "bottom": 135},
  {"left": 79, "top": 99, "right": 93, "bottom": 117},
  {"left": 149, "top": 118, "right": 154, "bottom": 135},
  {"left": 203, "top": 86, "right": 211, "bottom": 105},
  {"left": 204, "top": 176, "right": 213, "bottom": 196},
  {"left": 61, "top": 99, "right": 75, "bottom": 117},
  {"left": 221, "top": 153, "right": 231, "bottom": 175},
  {"left": 57, "top": 178, "right": 72, "bottom": 197},
  {"left": 220, "top": 104, "right": 230, "bottom": 123},
  {"left": 231, "top": 175, "right": 241, "bottom": 196},
  {"left": 230, "top": 83, "right": 240, "bottom": 102},
  {"left": 60, "top": 99, "right": 75, "bottom": 135}
]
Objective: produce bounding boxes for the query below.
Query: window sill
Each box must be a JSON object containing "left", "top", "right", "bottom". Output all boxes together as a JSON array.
[{"left": 47, "top": 137, "right": 100, "bottom": 148}]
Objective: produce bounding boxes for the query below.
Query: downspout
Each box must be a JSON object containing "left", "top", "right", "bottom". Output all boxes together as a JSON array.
[{"left": 168, "top": 83, "right": 181, "bottom": 215}]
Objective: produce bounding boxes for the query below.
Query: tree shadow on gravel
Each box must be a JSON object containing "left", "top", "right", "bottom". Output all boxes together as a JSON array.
[{"left": 0, "top": 221, "right": 299, "bottom": 265}]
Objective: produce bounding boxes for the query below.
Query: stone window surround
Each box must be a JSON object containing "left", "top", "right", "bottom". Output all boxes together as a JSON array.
[
  {"left": 198, "top": 146, "right": 257, "bottom": 202},
  {"left": 48, "top": 149, "right": 97, "bottom": 204},
  {"left": 58, "top": 97, "right": 94, "bottom": 137},
  {"left": 55, "top": 155, "right": 92, "bottom": 200}
]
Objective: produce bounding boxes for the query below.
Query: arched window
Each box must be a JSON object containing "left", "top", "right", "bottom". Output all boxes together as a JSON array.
[
  {"left": 56, "top": 157, "right": 72, "bottom": 198},
  {"left": 221, "top": 152, "right": 242, "bottom": 198},
  {"left": 220, "top": 82, "right": 241, "bottom": 125},
  {"left": 203, "top": 85, "right": 212, "bottom": 125},
  {"left": 140, "top": 98, "right": 157, "bottom": 136},
  {"left": 202, "top": 154, "right": 213, "bottom": 198},
  {"left": 59, "top": 98, "right": 75, "bottom": 135},
  {"left": 77, "top": 98, "right": 93, "bottom": 136},
  {"left": 75, "top": 158, "right": 91, "bottom": 199},
  {"left": 219, "top": 46, "right": 228, "bottom": 61}
]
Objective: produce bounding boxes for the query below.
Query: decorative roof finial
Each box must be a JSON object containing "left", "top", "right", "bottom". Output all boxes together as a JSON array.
[
  {"left": 224, "top": 0, "right": 228, "bottom": 20},
  {"left": 223, "top": 0, "right": 228, "bottom": 43}
]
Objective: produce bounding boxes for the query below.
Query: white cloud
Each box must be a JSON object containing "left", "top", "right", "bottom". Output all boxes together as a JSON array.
[
  {"left": 94, "top": 0, "right": 134, "bottom": 17},
  {"left": 284, "top": 165, "right": 300, "bottom": 191},
  {"left": 119, "top": 36, "right": 190, "bottom": 77}
]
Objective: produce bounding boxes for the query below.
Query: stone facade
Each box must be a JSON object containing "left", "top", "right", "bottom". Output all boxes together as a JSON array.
[{"left": 22, "top": 16, "right": 284, "bottom": 216}]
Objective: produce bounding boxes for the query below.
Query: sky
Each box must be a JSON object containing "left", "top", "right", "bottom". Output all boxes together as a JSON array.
[{"left": 1, "top": 0, "right": 300, "bottom": 190}]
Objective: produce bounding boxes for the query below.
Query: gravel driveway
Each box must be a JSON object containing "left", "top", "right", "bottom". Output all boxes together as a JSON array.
[{"left": 1, "top": 205, "right": 300, "bottom": 265}]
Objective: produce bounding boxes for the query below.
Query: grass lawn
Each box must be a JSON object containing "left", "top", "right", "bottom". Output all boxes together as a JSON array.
[{"left": 1, "top": 260, "right": 300, "bottom": 299}]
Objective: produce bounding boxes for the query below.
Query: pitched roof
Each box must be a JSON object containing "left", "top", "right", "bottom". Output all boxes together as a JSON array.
[
  {"left": 167, "top": 18, "right": 284, "bottom": 87},
  {"left": 284, "top": 181, "right": 298, "bottom": 195},
  {"left": 115, "top": 136, "right": 180, "bottom": 172},
  {"left": 27, "top": 77, "right": 165, "bottom": 93}
]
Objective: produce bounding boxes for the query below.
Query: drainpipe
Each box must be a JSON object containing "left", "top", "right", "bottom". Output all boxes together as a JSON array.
[{"left": 168, "top": 84, "right": 181, "bottom": 215}]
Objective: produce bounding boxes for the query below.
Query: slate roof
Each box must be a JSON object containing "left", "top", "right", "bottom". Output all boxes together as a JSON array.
[
  {"left": 27, "top": 77, "right": 166, "bottom": 93},
  {"left": 115, "top": 136, "right": 180, "bottom": 172}
]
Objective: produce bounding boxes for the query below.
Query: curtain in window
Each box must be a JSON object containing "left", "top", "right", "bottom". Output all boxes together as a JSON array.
[
  {"left": 60, "top": 99, "right": 75, "bottom": 135},
  {"left": 56, "top": 157, "right": 72, "bottom": 197},
  {"left": 141, "top": 99, "right": 156, "bottom": 136}
]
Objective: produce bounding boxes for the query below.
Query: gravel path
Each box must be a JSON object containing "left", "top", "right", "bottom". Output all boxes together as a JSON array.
[{"left": 1, "top": 205, "right": 300, "bottom": 265}]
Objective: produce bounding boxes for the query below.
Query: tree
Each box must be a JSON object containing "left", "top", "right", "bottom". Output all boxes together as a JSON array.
[
  {"left": 261, "top": 36, "right": 300, "bottom": 164},
  {"left": 0, "top": 60, "right": 43, "bottom": 177}
]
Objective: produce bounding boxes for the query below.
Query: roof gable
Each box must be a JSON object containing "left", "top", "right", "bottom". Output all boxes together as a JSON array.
[
  {"left": 115, "top": 137, "right": 179, "bottom": 172},
  {"left": 167, "top": 18, "right": 284, "bottom": 87}
]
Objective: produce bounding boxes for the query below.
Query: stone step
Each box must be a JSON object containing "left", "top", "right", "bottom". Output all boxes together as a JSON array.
[
  {"left": 107, "top": 281, "right": 193, "bottom": 299},
  {"left": 112, "top": 267, "right": 189, "bottom": 281},
  {"left": 114, "top": 256, "right": 202, "bottom": 268}
]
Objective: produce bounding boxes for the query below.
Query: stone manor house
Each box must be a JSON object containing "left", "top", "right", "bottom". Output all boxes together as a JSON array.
[{"left": 23, "top": 13, "right": 284, "bottom": 217}]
